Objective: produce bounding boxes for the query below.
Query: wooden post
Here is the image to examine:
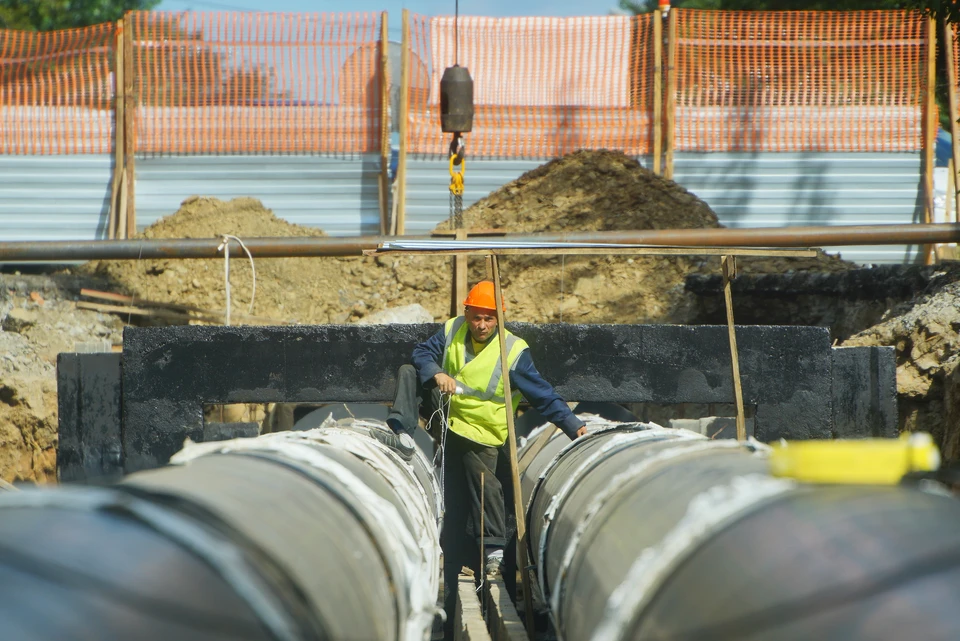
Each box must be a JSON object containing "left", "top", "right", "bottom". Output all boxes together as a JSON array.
[
  {"left": 108, "top": 20, "right": 125, "bottom": 240},
  {"left": 947, "top": 159, "right": 956, "bottom": 260},
  {"left": 123, "top": 17, "right": 136, "bottom": 238},
  {"left": 923, "top": 15, "right": 937, "bottom": 264},
  {"left": 490, "top": 255, "right": 534, "bottom": 639},
  {"left": 652, "top": 10, "right": 663, "bottom": 176},
  {"left": 396, "top": 9, "right": 411, "bottom": 235},
  {"left": 945, "top": 22, "right": 960, "bottom": 230},
  {"left": 721, "top": 255, "right": 746, "bottom": 441},
  {"left": 452, "top": 229, "right": 468, "bottom": 317},
  {"left": 379, "top": 12, "right": 391, "bottom": 236},
  {"left": 664, "top": 10, "right": 677, "bottom": 181}
]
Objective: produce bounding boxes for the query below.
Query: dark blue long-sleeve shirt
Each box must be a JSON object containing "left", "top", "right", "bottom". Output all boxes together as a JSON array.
[{"left": 411, "top": 325, "right": 585, "bottom": 440}]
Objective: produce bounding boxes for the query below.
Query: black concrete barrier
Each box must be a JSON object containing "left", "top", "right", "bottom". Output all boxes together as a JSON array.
[{"left": 56, "top": 323, "right": 898, "bottom": 479}]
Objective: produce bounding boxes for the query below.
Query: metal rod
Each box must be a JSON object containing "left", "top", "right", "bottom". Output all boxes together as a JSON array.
[{"left": 2, "top": 223, "right": 960, "bottom": 261}]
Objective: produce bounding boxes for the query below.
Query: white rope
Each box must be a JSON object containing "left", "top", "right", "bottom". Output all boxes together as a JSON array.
[{"left": 216, "top": 234, "right": 257, "bottom": 326}]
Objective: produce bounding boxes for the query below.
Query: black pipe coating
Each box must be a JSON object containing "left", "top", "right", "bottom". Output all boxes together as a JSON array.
[{"left": 519, "top": 423, "right": 960, "bottom": 641}]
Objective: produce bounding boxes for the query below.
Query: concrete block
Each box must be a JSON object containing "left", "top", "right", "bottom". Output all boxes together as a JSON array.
[
  {"left": 831, "top": 346, "right": 898, "bottom": 438},
  {"left": 56, "top": 353, "right": 123, "bottom": 483}
]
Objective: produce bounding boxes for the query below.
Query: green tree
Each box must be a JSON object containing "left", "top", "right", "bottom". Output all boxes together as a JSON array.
[{"left": 0, "top": 0, "right": 159, "bottom": 31}]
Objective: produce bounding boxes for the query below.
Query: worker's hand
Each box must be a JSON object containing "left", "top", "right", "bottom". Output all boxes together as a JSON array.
[
  {"left": 434, "top": 373, "right": 459, "bottom": 395},
  {"left": 576, "top": 425, "right": 588, "bottom": 439}
]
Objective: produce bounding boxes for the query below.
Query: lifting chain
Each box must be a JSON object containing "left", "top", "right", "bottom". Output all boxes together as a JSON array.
[{"left": 449, "top": 133, "right": 465, "bottom": 229}]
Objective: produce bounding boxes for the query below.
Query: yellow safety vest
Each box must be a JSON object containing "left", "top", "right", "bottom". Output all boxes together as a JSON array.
[{"left": 441, "top": 316, "right": 529, "bottom": 447}]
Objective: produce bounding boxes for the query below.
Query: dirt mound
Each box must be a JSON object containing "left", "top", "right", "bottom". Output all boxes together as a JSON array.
[
  {"left": 75, "top": 151, "right": 853, "bottom": 328},
  {"left": 78, "top": 197, "right": 344, "bottom": 324},
  {"left": 437, "top": 149, "right": 852, "bottom": 323},
  {"left": 0, "top": 274, "right": 125, "bottom": 483},
  {"left": 843, "top": 275, "right": 960, "bottom": 458}
]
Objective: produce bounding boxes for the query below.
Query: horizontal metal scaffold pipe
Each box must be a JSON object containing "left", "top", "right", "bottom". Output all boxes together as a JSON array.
[{"left": 0, "top": 223, "right": 958, "bottom": 261}]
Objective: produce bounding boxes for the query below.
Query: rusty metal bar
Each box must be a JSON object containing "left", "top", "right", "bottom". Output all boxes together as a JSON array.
[{"left": 2, "top": 224, "right": 960, "bottom": 262}]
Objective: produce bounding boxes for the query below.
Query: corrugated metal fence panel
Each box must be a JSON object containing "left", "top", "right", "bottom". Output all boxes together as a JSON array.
[
  {"left": 403, "top": 158, "right": 547, "bottom": 235},
  {"left": 134, "top": 154, "right": 383, "bottom": 237},
  {"left": 673, "top": 152, "right": 924, "bottom": 265},
  {"left": 406, "top": 153, "right": 924, "bottom": 265},
  {"left": 0, "top": 155, "right": 113, "bottom": 241}
]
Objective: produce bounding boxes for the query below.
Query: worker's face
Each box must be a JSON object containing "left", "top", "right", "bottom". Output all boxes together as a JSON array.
[{"left": 465, "top": 307, "right": 497, "bottom": 343}]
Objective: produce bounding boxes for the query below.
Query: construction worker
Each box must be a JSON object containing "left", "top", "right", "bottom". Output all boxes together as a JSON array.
[{"left": 386, "top": 280, "right": 586, "bottom": 634}]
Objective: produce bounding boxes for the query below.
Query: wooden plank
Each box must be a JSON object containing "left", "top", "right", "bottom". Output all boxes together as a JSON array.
[
  {"left": 396, "top": 9, "right": 411, "bottom": 235},
  {"left": 456, "top": 573, "right": 493, "bottom": 641},
  {"left": 379, "top": 12, "right": 391, "bottom": 236},
  {"left": 432, "top": 228, "right": 507, "bottom": 237},
  {"left": 364, "top": 247, "right": 819, "bottom": 258},
  {"left": 108, "top": 19, "right": 125, "bottom": 240},
  {"left": 517, "top": 426, "right": 558, "bottom": 476},
  {"left": 491, "top": 255, "right": 534, "bottom": 639},
  {"left": 483, "top": 580, "right": 528, "bottom": 641},
  {"left": 664, "top": 11, "right": 677, "bottom": 180},
  {"left": 721, "top": 255, "right": 746, "bottom": 441},
  {"left": 77, "top": 301, "right": 193, "bottom": 322},
  {"left": 79, "top": 289, "right": 289, "bottom": 325},
  {"left": 653, "top": 10, "right": 663, "bottom": 176},
  {"left": 123, "top": 18, "right": 136, "bottom": 238}
]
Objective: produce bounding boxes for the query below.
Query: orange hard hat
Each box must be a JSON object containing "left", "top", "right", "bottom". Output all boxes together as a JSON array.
[{"left": 463, "top": 280, "right": 504, "bottom": 312}]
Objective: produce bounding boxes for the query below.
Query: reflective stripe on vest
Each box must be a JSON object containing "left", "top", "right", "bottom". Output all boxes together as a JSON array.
[{"left": 440, "top": 316, "right": 529, "bottom": 446}]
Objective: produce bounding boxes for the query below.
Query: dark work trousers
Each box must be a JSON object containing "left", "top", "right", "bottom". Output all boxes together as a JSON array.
[{"left": 388, "top": 364, "right": 509, "bottom": 640}]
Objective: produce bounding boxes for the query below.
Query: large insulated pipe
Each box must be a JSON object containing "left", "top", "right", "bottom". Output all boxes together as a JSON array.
[
  {"left": 520, "top": 419, "right": 960, "bottom": 641},
  {"left": 1, "top": 223, "right": 959, "bottom": 261},
  {"left": 0, "top": 419, "right": 442, "bottom": 641}
]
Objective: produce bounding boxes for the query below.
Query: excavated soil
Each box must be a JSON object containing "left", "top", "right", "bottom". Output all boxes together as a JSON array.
[
  {"left": 843, "top": 276, "right": 960, "bottom": 459},
  {"left": 77, "top": 150, "right": 853, "bottom": 328},
  {"left": 1, "top": 149, "right": 957, "bottom": 483}
]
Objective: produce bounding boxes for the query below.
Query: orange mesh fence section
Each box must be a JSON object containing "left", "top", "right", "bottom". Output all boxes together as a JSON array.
[
  {"left": 672, "top": 10, "right": 926, "bottom": 152},
  {"left": 0, "top": 24, "right": 116, "bottom": 154},
  {"left": 953, "top": 25, "right": 960, "bottom": 140},
  {"left": 129, "top": 11, "right": 382, "bottom": 154},
  {"left": 408, "top": 14, "right": 655, "bottom": 158}
]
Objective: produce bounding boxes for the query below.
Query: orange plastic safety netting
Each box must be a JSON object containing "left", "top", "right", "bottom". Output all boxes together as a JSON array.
[
  {"left": 129, "top": 11, "right": 383, "bottom": 154},
  {"left": 0, "top": 24, "right": 116, "bottom": 154},
  {"left": 671, "top": 10, "right": 927, "bottom": 153},
  {"left": 953, "top": 24, "right": 960, "bottom": 142},
  {"left": 407, "top": 14, "right": 656, "bottom": 158}
]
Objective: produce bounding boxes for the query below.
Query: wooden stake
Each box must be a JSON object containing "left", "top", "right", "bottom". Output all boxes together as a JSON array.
[
  {"left": 108, "top": 19, "right": 125, "bottom": 240},
  {"left": 480, "top": 470, "right": 485, "bottom": 585},
  {"left": 379, "top": 12, "right": 391, "bottom": 236},
  {"left": 396, "top": 9, "right": 411, "bottom": 235},
  {"left": 652, "top": 10, "right": 663, "bottom": 176},
  {"left": 490, "top": 255, "right": 534, "bottom": 639},
  {"left": 664, "top": 11, "right": 677, "bottom": 181},
  {"left": 944, "top": 22, "right": 960, "bottom": 230},
  {"left": 123, "top": 17, "right": 136, "bottom": 238},
  {"left": 721, "top": 255, "right": 746, "bottom": 441},
  {"left": 452, "top": 229, "right": 468, "bottom": 317},
  {"left": 923, "top": 15, "right": 937, "bottom": 265}
]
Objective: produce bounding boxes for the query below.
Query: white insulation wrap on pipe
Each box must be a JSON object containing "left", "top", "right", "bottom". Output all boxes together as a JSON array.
[
  {"left": 0, "top": 418, "right": 442, "bottom": 641},
  {"left": 519, "top": 419, "right": 960, "bottom": 641}
]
